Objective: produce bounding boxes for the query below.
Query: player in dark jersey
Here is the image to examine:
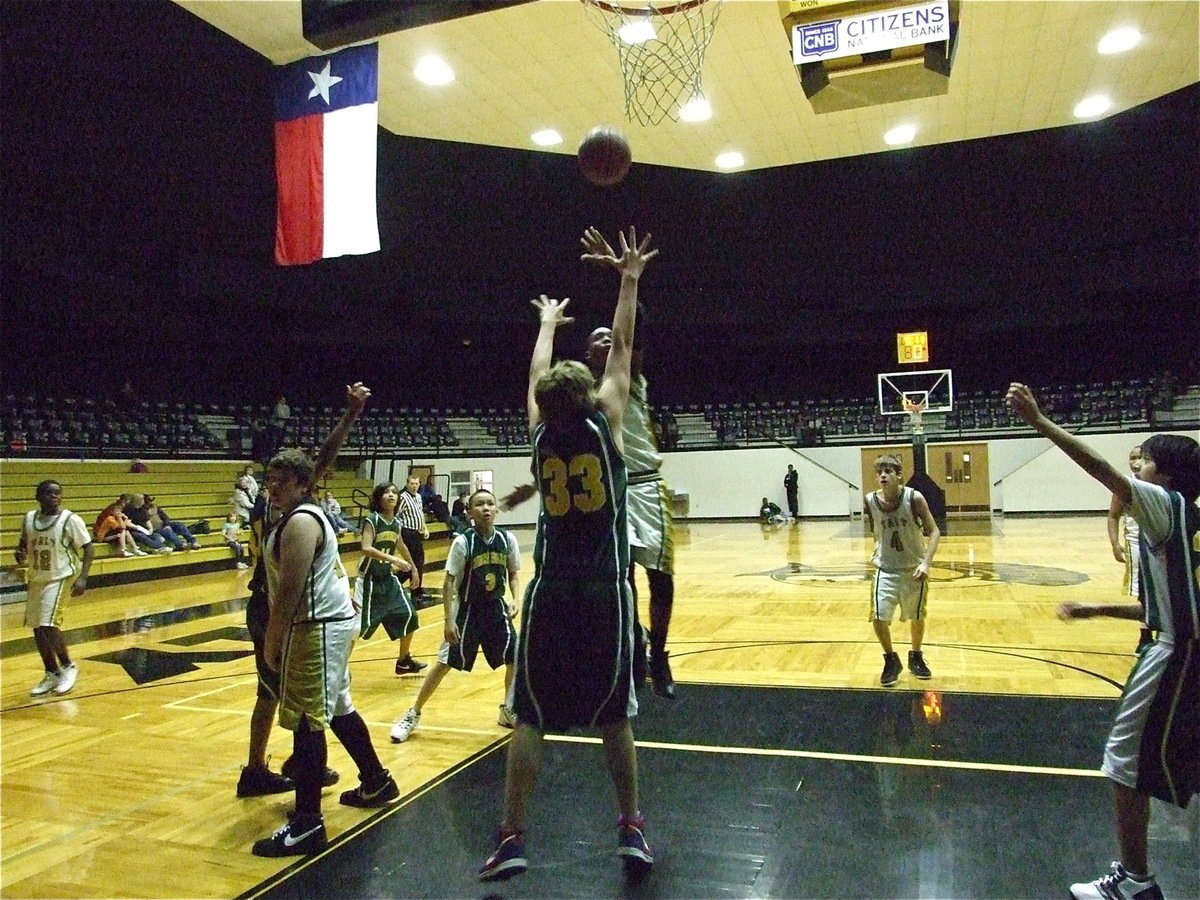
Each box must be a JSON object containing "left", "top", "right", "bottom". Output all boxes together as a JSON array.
[
  {"left": 355, "top": 482, "right": 425, "bottom": 674},
  {"left": 480, "top": 227, "right": 658, "bottom": 882},
  {"left": 390, "top": 488, "right": 521, "bottom": 742}
]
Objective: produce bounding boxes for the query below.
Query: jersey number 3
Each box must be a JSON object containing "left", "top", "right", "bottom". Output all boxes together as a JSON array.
[{"left": 541, "top": 454, "right": 607, "bottom": 517}]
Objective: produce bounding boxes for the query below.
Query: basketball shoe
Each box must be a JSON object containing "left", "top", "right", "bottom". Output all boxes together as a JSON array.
[
  {"left": 617, "top": 814, "right": 654, "bottom": 870},
  {"left": 907, "top": 650, "right": 932, "bottom": 679},
  {"left": 880, "top": 652, "right": 902, "bottom": 687},
  {"left": 1070, "top": 862, "right": 1163, "bottom": 900},
  {"left": 53, "top": 663, "right": 78, "bottom": 695},
  {"left": 339, "top": 769, "right": 399, "bottom": 808},
  {"left": 391, "top": 708, "right": 420, "bottom": 742},
  {"left": 251, "top": 817, "right": 328, "bottom": 857},
  {"left": 479, "top": 829, "right": 526, "bottom": 881}
]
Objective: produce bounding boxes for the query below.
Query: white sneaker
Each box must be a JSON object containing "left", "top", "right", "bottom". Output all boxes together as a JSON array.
[
  {"left": 390, "top": 708, "right": 420, "bottom": 743},
  {"left": 497, "top": 704, "right": 515, "bottom": 728},
  {"left": 1070, "top": 862, "right": 1163, "bottom": 900},
  {"left": 133, "top": 548, "right": 149, "bottom": 557},
  {"left": 53, "top": 663, "right": 78, "bottom": 695},
  {"left": 31, "top": 671, "right": 59, "bottom": 696},
  {"left": 236, "top": 562, "right": 249, "bottom": 570}
]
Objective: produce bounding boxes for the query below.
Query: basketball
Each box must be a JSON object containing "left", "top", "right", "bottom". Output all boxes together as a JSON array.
[{"left": 577, "top": 126, "right": 632, "bottom": 187}]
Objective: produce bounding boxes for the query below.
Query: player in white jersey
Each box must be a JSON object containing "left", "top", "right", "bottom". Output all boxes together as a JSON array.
[
  {"left": 253, "top": 448, "right": 398, "bottom": 858},
  {"left": 1107, "top": 444, "right": 1153, "bottom": 651},
  {"left": 863, "top": 454, "right": 941, "bottom": 687},
  {"left": 15, "top": 480, "right": 94, "bottom": 697}
]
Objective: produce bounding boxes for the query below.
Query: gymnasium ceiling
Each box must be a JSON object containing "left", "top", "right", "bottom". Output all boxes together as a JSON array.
[{"left": 176, "top": 1, "right": 1198, "bottom": 173}]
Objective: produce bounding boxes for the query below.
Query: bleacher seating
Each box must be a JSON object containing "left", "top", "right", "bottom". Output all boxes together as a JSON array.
[
  {"left": 0, "top": 460, "right": 392, "bottom": 585},
  {"left": 1, "top": 377, "right": 1191, "bottom": 461}
]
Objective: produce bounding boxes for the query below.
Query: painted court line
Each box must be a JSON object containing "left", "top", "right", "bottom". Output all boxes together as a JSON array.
[{"left": 546, "top": 734, "right": 1104, "bottom": 778}]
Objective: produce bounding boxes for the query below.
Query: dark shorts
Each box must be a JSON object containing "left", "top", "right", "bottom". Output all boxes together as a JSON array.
[
  {"left": 445, "top": 597, "right": 516, "bottom": 672},
  {"left": 246, "top": 589, "right": 280, "bottom": 702},
  {"left": 355, "top": 572, "right": 418, "bottom": 641},
  {"left": 510, "top": 578, "right": 637, "bottom": 732}
]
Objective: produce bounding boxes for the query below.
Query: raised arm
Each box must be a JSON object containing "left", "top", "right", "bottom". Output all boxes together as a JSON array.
[
  {"left": 580, "top": 226, "right": 657, "bottom": 434},
  {"left": 311, "top": 382, "right": 371, "bottom": 483},
  {"left": 526, "top": 295, "right": 574, "bottom": 432},
  {"left": 1006, "top": 383, "right": 1130, "bottom": 504}
]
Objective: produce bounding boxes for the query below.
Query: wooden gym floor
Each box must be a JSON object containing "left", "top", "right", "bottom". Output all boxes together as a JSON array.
[{"left": 1, "top": 517, "right": 1197, "bottom": 899}]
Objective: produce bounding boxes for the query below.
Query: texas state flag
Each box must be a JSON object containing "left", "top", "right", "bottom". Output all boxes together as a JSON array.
[{"left": 273, "top": 43, "right": 380, "bottom": 266}]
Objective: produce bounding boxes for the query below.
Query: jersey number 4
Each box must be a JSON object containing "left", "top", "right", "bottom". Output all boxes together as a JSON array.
[
  {"left": 541, "top": 454, "right": 607, "bottom": 517},
  {"left": 890, "top": 531, "right": 904, "bottom": 553}
]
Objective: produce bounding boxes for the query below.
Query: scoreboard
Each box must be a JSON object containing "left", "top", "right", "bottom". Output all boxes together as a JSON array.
[{"left": 896, "top": 331, "right": 929, "bottom": 364}]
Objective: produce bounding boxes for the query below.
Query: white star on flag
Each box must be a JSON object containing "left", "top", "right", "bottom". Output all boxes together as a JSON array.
[{"left": 307, "top": 61, "right": 342, "bottom": 104}]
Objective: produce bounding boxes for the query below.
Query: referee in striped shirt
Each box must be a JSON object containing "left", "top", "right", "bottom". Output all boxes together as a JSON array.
[{"left": 398, "top": 475, "right": 428, "bottom": 606}]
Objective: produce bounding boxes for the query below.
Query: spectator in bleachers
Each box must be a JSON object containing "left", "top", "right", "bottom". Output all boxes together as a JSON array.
[
  {"left": 419, "top": 474, "right": 437, "bottom": 510},
  {"left": 222, "top": 513, "right": 249, "bottom": 570},
  {"left": 124, "top": 494, "right": 172, "bottom": 554},
  {"left": 269, "top": 395, "right": 290, "bottom": 455},
  {"left": 93, "top": 496, "right": 144, "bottom": 558},
  {"left": 450, "top": 490, "right": 470, "bottom": 533},
  {"left": 320, "top": 489, "right": 357, "bottom": 535},
  {"left": 231, "top": 476, "right": 255, "bottom": 525},
  {"left": 146, "top": 495, "right": 201, "bottom": 551},
  {"left": 240, "top": 464, "right": 259, "bottom": 502}
]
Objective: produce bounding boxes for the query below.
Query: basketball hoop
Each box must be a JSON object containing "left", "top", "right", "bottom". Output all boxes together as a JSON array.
[
  {"left": 581, "top": 0, "right": 724, "bottom": 126},
  {"left": 902, "top": 397, "right": 927, "bottom": 434}
]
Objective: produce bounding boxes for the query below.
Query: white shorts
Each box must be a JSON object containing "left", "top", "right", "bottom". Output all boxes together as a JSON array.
[
  {"left": 627, "top": 478, "right": 674, "bottom": 575},
  {"left": 869, "top": 569, "right": 928, "bottom": 623},
  {"left": 1123, "top": 537, "right": 1141, "bottom": 599},
  {"left": 25, "top": 579, "right": 69, "bottom": 628},
  {"left": 1102, "top": 641, "right": 1173, "bottom": 792},
  {"left": 278, "top": 615, "right": 358, "bottom": 731}
]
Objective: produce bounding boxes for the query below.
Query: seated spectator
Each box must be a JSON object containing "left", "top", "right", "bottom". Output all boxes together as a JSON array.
[
  {"left": 222, "top": 513, "right": 249, "bottom": 570},
  {"left": 129, "top": 458, "right": 149, "bottom": 473},
  {"left": 759, "top": 497, "right": 786, "bottom": 526},
  {"left": 319, "top": 489, "right": 356, "bottom": 535},
  {"left": 146, "top": 495, "right": 200, "bottom": 551},
  {"left": 124, "top": 494, "right": 172, "bottom": 554},
  {"left": 239, "top": 464, "right": 259, "bottom": 501},
  {"left": 93, "top": 496, "right": 144, "bottom": 558},
  {"left": 231, "top": 477, "right": 254, "bottom": 525},
  {"left": 449, "top": 490, "right": 469, "bottom": 533},
  {"left": 419, "top": 474, "right": 437, "bottom": 511},
  {"left": 428, "top": 492, "right": 453, "bottom": 531}
]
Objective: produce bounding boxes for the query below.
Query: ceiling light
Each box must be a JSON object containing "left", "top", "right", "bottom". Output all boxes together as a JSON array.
[
  {"left": 884, "top": 124, "right": 917, "bottom": 145},
  {"left": 618, "top": 18, "right": 656, "bottom": 44},
  {"left": 530, "top": 129, "right": 563, "bottom": 146},
  {"left": 715, "top": 151, "right": 744, "bottom": 170},
  {"left": 679, "top": 96, "right": 712, "bottom": 123},
  {"left": 414, "top": 55, "right": 454, "bottom": 86},
  {"left": 1074, "top": 95, "right": 1112, "bottom": 118},
  {"left": 1098, "top": 27, "right": 1141, "bottom": 55}
]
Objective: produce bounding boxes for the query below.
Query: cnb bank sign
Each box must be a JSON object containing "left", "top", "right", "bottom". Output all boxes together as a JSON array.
[{"left": 793, "top": 0, "right": 950, "bottom": 62}]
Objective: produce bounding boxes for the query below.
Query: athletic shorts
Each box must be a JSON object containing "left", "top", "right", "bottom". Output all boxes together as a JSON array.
[
  {"left": 869, "top": 569, "right": 928, "bottom": 623},
  {"left": 1102, "top": 639, "right": 1199, "bottom": 808},
  {"left": 438, "top": 597, "right": 516, "bottom": 672},
  {"left": 246, "top": 589, "right": 280, "bottom": 702},
  {"left": 25, "top": 578, "right": 69, "bottom": 628},
  {"left": 354, "top": 572, "right": 418, "bottom": 641},
  {"left": 278, "top": 615, "right": 358, "bottom": 732},
  {"left": 627, "top": 477, "right": 674, "bottom": 575},
  {"left": 510, "top": 578, "right": 637, "bottom": 732}
]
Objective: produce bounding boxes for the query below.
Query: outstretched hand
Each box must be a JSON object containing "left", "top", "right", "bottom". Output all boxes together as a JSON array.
[
  {"left": 531, "top": 294, "right": 574, "bottom": 328},
  {"left": 1005, "top": 382, "right": 1042, "bottom": 426},
  {"left": 580, "top": 226, "right": 658, "bottom": 279},
  {"left": 345, "top": 382, "right": 371, "bottom": 417},
  {"left": 500, "top": 482, "right": 538, "bottom": 511}
]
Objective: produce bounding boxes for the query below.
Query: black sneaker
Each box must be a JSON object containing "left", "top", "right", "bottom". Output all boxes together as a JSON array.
[
  {"left": 907, "top": 650, "right": 932, "bottom": 679},
  {"left": 339, "top": 769, "right": 400, "bottom": 808},
  {"left": 395, "top": 655, "right": 428, "bottom": 675},
  {"left": 280, "top": 755, "right": 340, "bottom": 788},
  {"left": 251, "top": 817, "right": 327, "bottom": 857},
  {"left": 236, "top": 765, "right": 294, "bottom": 798},
  {"left": 880, "top": 652, "right": 902, "bottom": 687},
  {"left": 649, "top": 650, "right": 676, "bottom": 700}
]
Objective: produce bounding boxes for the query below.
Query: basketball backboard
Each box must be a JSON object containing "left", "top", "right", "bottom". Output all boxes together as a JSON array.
[{"left": 877, "top": 368, "right": 953, "bottom": 416}]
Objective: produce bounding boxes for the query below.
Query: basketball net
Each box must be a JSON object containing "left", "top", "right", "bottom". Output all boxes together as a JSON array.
[
  {"left": 902, "top": 397, "right": 927, "bottom": 435},
  {"left": 582, "top": 0, "right": 724, "bottom": 126}
]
